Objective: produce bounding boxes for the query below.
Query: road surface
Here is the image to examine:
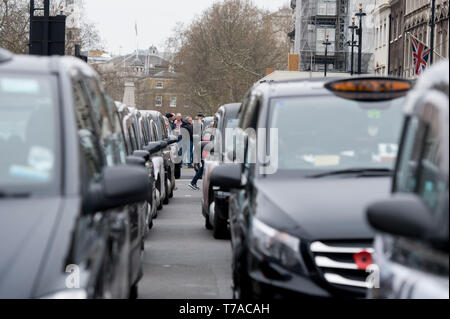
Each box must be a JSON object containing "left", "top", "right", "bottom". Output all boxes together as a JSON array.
[{"left": 139, "top": 169, "right": 233, "bottom": 299}]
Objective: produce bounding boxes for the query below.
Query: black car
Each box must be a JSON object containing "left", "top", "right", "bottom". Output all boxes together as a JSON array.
[
  {"left": 0, "top": 49, "right": 151, "bottom": 299},
  {"left": 367, "top": 61, "right": 449, "bottom": 299},
  {"left": 145, "top": 110, "right": 177, "bottom": 205},
  {"left": 211, "top": 77, "right": 413, "bottom": 299},
  {"left": 202, "top": 103, "right": 241, "bottom": 239}
]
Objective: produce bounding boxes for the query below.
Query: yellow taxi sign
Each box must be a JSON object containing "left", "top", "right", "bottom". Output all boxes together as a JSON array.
[{"left": 325, "top": 78, "right": 413, "bottom": 101}]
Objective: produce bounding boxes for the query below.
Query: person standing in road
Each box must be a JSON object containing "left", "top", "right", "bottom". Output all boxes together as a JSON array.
[
  {"left": 174, "top": 113, "right": 183, "bottom": 137},
  {"left": 189, "top": 160, "right": 204, "bottom": 190},
  {"left": 166, "top": 113, "right": 176, "bottom": 130},
  {"left": 182, "top": 117, "right": 194, "bottom": 168}
]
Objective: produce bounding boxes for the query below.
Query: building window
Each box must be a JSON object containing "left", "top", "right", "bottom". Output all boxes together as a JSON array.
[
  {"left": 155, "top": 96, "right": 162, "bottom": 107},
  {"left": 156, "top": 82, "right": 164, "bottom": 89},
  {"left": 170, "top": 97, "right": 177, "bottom": 108}
]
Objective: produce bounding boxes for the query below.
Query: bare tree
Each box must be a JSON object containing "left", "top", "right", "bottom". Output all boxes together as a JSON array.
[
  {"left": 0, "top": 0, "right": 29, "bottom": 54},
  {"left": 93, "top": 64, "right": 124, "bottom": 103},
  {"left": 169, "top": 0, "right": 289, "bottom": 114}
]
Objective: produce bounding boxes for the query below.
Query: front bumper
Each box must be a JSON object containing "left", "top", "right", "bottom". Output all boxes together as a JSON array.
[{"left": 248, "top": 250, "right": 366, "bottom": 299}]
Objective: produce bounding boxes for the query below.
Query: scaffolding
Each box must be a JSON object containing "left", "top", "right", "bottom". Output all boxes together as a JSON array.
[{"left": 293, "top": 0, "right": 376, "bottom": 73}]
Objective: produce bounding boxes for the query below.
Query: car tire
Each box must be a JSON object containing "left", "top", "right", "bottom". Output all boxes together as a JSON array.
[
  {"left": 156, "top": 178, "right": 163, "bottom": 210},
  {"left": 213, "top": 209, "right": 228, "bottom": 239},
  {"left": 129, "top": 283, "right": 138, "bottom": 299},
  {"left": 163, "top": 176, "right": 170, "bottom": 205},
  {"left": 205, "top": 216, "right": 213, "bottom": 230},
  {"left": 169, "top": 176, "right": 174, "bottom": 198},
  {"left": 175, "top": 164, "right": 181, "bottom": 179},
  {"left": 232, "top": 246, "right": 252, "bottom": 300}
]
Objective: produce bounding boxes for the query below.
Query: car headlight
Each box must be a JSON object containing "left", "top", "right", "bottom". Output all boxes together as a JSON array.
[
  {"left": 250, "top": 218, "right": 306, "bottom": 273},
  {"left": 41, "top": 289, "right": 88, "bottom": 299}
]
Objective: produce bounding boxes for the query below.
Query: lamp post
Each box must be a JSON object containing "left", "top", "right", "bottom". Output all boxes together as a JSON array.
[
  {"left": 355, "top": 3, "right": 366, "bottom": 74},
  {"left": 322, "top": 35, "right": 332, "bottom": 77},
  {"left": 348, "top": 17, "right": 359, "bottom": 75}
]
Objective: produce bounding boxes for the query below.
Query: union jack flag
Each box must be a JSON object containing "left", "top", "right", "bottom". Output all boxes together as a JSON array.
[{"left": 411, "top": 37, "right": 432, "bottom": 76}]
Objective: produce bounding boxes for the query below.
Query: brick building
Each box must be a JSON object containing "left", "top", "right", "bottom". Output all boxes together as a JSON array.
[{"left": 136, "top": 69, "right": 189, "bottom": 115}]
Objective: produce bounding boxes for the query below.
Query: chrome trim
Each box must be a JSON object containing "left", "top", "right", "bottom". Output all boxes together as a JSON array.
[
  {"left": 315, "top": 256, "right": 358, "bottom": 270},
  {"left": 324, "top": 273, "right": 369, "bottom": 289},
  {"left": 310, "top": 241, "right": 374, "bottom": 254}
]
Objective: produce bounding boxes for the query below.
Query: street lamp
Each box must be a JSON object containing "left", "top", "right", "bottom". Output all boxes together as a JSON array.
[
  {"left": 355, "top": 3, "right": 366, "bottom": 74},
  {"left": 322, "top": 35, "right": 332, "bottom": 77},
  {"left": 348, "top": 17, "right": 359, "bottom": 75}
]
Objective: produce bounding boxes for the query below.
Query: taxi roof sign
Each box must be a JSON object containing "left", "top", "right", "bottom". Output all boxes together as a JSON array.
[{"left": 325, "top": 77, "right": 413, "bottom": 102}]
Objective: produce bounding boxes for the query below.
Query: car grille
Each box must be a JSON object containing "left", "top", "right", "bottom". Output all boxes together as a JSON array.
[{"left": 310, "top": 240, "right": 374, "bottom": 291}]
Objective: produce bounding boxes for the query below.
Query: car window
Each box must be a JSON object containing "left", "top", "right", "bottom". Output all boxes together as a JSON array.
[
  {"left": 85, "top": 77, "right": 117, "bottom": 167},
  {"left": 159, "top": 116, "right": 168, "bottom": 139},
  {"left": 151, "top": 121, "right": 158, "bottom": 142},
  {"left": 0, "top": 74, "right": 60, "bottom": 194},
  {"left": 395, "top": 116, "right": 423, "bottom": 193},
  {"left": 269, "top": 95, "right": 404, "bottom": 172},
  {"left": 72, "top": 79, "right": 104, "bottom": 183}
]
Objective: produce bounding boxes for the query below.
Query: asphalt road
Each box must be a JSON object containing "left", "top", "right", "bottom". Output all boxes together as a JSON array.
[{"left": 139, "top": 169, "right": 233, "bottom": 299}]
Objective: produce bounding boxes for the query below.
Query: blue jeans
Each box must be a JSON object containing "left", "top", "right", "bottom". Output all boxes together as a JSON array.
[{"left": 191, "top": 161, "right": 204, "bottom": 186}]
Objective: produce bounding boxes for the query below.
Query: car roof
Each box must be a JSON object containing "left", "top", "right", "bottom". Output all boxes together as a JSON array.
[
  {"left": 0, "top": 51, "right": 97, "bottom": 78},
  {"left": 222, "top": 103, "right": 241, "bottom": 114},
  {"left": 253, "top": 79, "right": 331, "bottom": 99}
]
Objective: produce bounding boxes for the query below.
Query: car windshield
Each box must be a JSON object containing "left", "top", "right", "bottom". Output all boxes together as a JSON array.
[
  {"left": 269, "top": 95, "right": 405, "bottom": 173},
  {"left": 0, "top": 74, "right": 60, "bottom": 195}
]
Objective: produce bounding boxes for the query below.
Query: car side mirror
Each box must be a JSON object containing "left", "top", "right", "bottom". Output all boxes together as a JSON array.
[
  {"left": 210, "top": 164, "right": 243, "bottom": 190},
  {"left": 145, "top": 142, "right": 162, "bottom": 154},
  {"left": 166, "top": 138, "right": 178, "bottom": 145},
  {"left": 133, "top": 150, "right": 150, "bottom": 161},
  {"left": 160, "top": 141, "right": 168, "bottom": 148},
  {"left": 90, "top": 165, "right": 151, "bottom": 212},
  {"left": 367, "top": 194, "right": 433, "bottom": 239},
  {"left": 126, "top": 156, "right": 146, "bottom": 167}
]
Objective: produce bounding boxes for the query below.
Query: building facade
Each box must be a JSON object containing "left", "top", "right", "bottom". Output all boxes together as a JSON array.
[
  {"left": 404, "top": 0, "right": 449, "bottom": 78},
  {"left": 373, "top": 0, "right": 391, "bottom": 75},
  {"left": 94, "top": 46, "right": 189, "bottom": 113},
  {"left": 292, "top": 0, "right": 376, "bottom": 73},
  {"left": 389, "top": 0, "right": 406, "bottom": 76},
  {"left": 65, "top": 0, "right": 83, "bottom": 55},
  {"left": 136, "top": 70, "right": 187, "bottom": 115}
]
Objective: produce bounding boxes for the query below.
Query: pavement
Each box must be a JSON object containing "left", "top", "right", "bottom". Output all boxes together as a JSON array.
[{"left": 139, "top": 168, "right": 233, "bottom": 299}]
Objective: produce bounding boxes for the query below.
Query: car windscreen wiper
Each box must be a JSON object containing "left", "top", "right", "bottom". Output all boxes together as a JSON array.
[
  {"left": 0, "top": 190, "right": 31, "bottom": 198},
  {"left": 306, "top": 168, "right": 393, "bottom": 179}
]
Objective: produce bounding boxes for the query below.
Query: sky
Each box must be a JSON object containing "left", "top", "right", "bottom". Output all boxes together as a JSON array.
[{"left": 83, "top": 0, "right": 290, "bottom": 55}]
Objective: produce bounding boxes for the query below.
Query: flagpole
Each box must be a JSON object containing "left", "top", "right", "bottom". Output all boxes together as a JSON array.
[{"left": 407, "top": 32, "right": 445, "bottom": 59}]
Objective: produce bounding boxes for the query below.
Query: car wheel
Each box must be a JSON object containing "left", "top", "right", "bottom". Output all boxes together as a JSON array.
[
  {"left": 163, "top": 176, "right": 170, "bottom": 205},
  {"left": 213, "top": 209, "right": 228, "bottom": 239},
  {"left": 152, "top": 190, "right": 158, "bottom": 218},
  {"left": 156, "top": 180, "right": 163, "bottom": 210},
  {"left": 148, "top": 218, "right": 153, "bottom": 230},
  {"left": 169, "top": 181, "right": 174, "bottom": 198},
  {"left": 175, "top": 164, "right": 181, "bottom": 179},
  {"left": 232, "top": 246, "right": 252, "bottom": 300},
  {"left": 129, "top": 283, "right": 138, "bottom": 299},
  {"left": 205, "top": 216, "right": 213, "bottom": 230}
]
